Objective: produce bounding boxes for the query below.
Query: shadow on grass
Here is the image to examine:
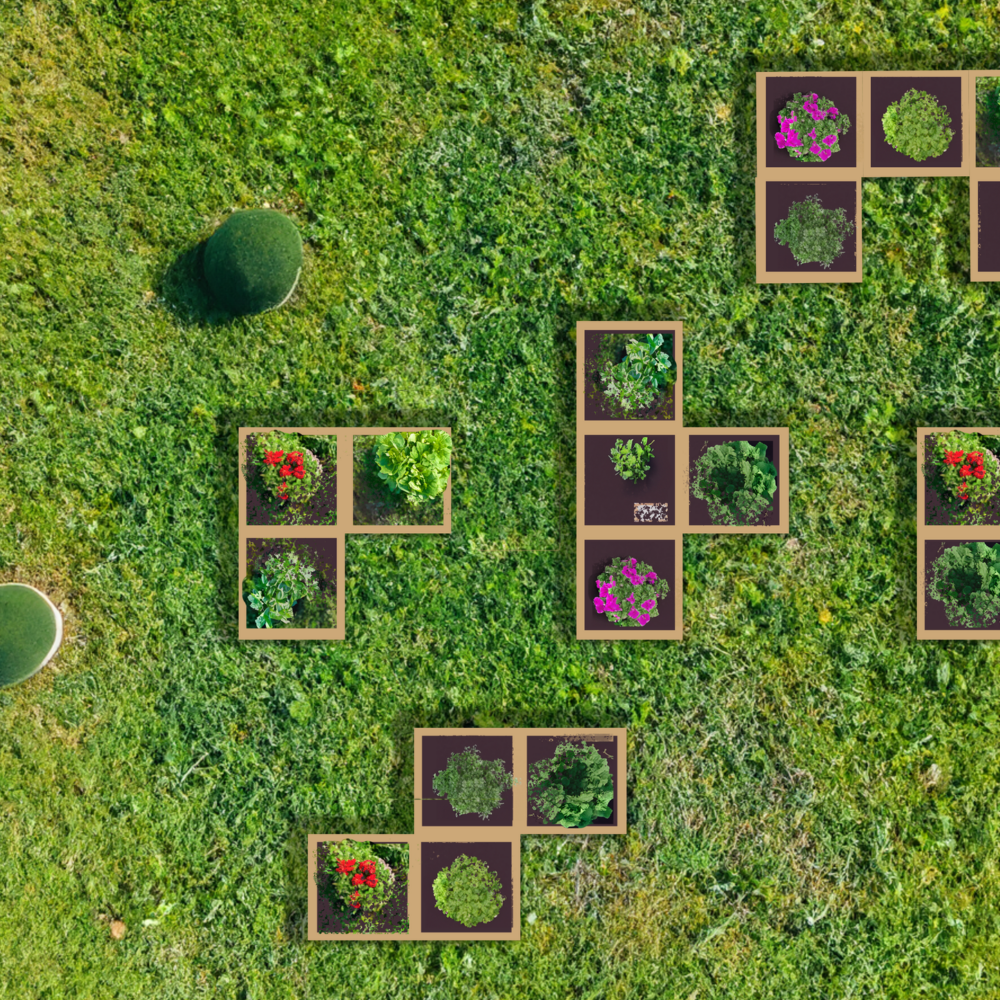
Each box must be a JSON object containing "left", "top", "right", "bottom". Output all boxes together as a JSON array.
[{"left": 158, "top": 239, "right": 236, "bottom": 325}]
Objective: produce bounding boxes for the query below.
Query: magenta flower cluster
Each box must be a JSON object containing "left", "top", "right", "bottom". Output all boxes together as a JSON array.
[
  {"left": 594, "top": 557, "right": 658, "bottom": 625},
  {"left": 775, "top": 92, "right": 843, "bottom": 162}
]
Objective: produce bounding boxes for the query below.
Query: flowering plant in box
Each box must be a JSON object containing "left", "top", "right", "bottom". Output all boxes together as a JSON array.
[
  {"left": 775, "top": 92, "right": 851, "bottom": 163},
  {"left": 253, "top": 430, "right": 323, "bottom": 507},
  {"left": 324, "top": 846, "right": 395, "bottom": 922},
  {"left": 594, "top": 556, "right": 670, "bottom": 627},
  {"left": 932, "top": 431, "right": 1000, "bottom": 511}
]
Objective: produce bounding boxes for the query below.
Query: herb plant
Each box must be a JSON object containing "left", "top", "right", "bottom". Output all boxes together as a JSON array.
[
  {"left": 881, "top": 88, "right": 954, "bottom": 161},
  {"left": 599, "top": 333, "right": 675, "bottom": 414},
  {"left": 594, "top": 556, "right": 670, "bottom": 627},
  {"left": 245, "top": 549, "right": 319, "bottom": 628},
  {"left": 432, "top": 855, "right": 505, "bottom": 927},
  {"left": 928, "top": 542, "right": 1000, "bottom": 628},
  {"left": 773, "top": 195, "right": 854, "bottom": 268},
  {"left": 775, "top": 91, "right": 851, "bottom": 162},
  {"left": 609, "top": 437, "right": 654, "bottom": 482},
  {"left": 253, "top": 430, "right": 324, "bottom": 507},
  {"left": 691, "top": 440, "right": 777, "bottom": 526},
  {"left": 431, "top": 745, "right": 517, "bottom": 820},
  {"left": 374, "top": 430, "right": 452, "bottom": 506},
  {"left": 929, "top": 431, "right": 1000, "bottom": 523},
  {"left": 528, "top": 741, "right": 614, "bottom": 829}
]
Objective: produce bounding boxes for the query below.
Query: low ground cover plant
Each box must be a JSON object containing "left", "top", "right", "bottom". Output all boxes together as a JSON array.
[
  {"left": 691, "top": 441, "right": 777, "bottom": 526},
  {"left": 928, "top": 431, "right": 1000, "bottom": 524},
  {"left": 594, "top": 556, "right": 670, "bottom": 626},
  {"left": 609, "top": 437, "right": 655, "bottom": 482},
  {"left": 773, "top": 195, "right": 855, "bottom": 269},
  {"left": 882, "top": 88, "right": 954, "bottom": 161},
  {"left": 374, "top": 430, "right": 452, "bottom": 506},
  {"left": 528, "top": 741, "right": 614, "bottom": 828},
  {"left": 431, "top": 745, "right": 517, "bottom": 820},
  {"left": 432, "top": 855, "right": 505, "bottom": 927},
  {"left": 252, "top": 430, "right": 324, "bottom": 509},
  {"left": 319, "top": 841, "right": 408, "bottom": 933},
  {"left": 775, "top": 91, "right": 851, "bottom": 162},
  {"left": 599, "top": 333, "right": 675, "bottom": 414},
  {"left": 928, "top": 542, "right": 1000, "bottom": 628},
  {"left": 245, "top": 549, "right": 319, "bottom": 628}
]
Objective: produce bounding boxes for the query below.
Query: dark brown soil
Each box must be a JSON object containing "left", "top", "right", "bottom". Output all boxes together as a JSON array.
[
  {"left": 315, "top": 840, "right": 409, "bottom": 934},
  {"left": 585, "top": 434, "right": 674, "bottom": 526},
  {"left": 243, "top": 537, "right": 337, "bottom": 629},
  {"left": 352, "top": 435, "right": 446, "bottom": 526},
  {"left": 420, "top": 841, "right": 513, "bottom": 933},
  {"left": 763, "top": 75, "right": 859, "bottom": 170},
  {"left": 687, "top": 435, "right": 781, "bottom": 528},
  {"left": 975, "top": 78, "right": 1000, "bottom": 167},
  {"left": 923, "top": 539, "right": 1000, "bottom": 631},
  {"left": 243, "top": 433, "right": 337, "bottom": 526},
  {"left": 582, "top": 328, "right": 676, "bottom": 421},
  {"left": 977, "top": 181, "right": 1000, "bottom": 272},
  {"left": 765, "top": 180, "right": 857, "bottom": 273},
  {"left": 869, "top": 75, "right": 964, "bottom": 169},
  {"left": 525, "top": 734, "right": 618, "bottom": 829},
  {"left": 420, "top": 735, "right": 515, "bottom": 827},
  {"left": 582, "top": 538, "right": 675, "bottom": 632}
]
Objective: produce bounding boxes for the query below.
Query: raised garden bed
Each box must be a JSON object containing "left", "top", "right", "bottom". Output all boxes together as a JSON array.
[
  {"left": 919, "top": 539, "right": 1000, "bottom": 639},
  {"left": 242, "top": 431, "right": 337, "bottom": 526},
  {"left": 417, "top": 734, "right": 515, "bottom": 828},
  {"left": 584, "top": 434, "right": 674, "bottom": 526},
  {"left": 921, "top": 429, "right": 1000, "bottom": 526}
]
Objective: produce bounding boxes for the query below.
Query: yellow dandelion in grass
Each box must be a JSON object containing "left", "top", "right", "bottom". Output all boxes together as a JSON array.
[{"left": 819, "top": 608, "right": 833, "bottom": 624}]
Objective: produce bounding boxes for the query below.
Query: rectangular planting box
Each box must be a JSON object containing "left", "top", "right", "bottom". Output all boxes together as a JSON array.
[
  {"left": 756, "top": 176, "right": 862, "bottom": 282},
  {"left": 584, "top": 433, "right": 675, "bottom": 526},
  {"left": 918, "top": 539, "right": 1000, "bottom": 640},
  {"left": 756, "top": 72, "right": 862, "bottom": 176},
  {"left": 239, "top": 535, "right": 342, "bottom": 640},
  {"left": 681, "top": 429, "right": 790, "bottom": 534},
  {"left": 863, "top": 71, "right": 970, "bottom": 176}
]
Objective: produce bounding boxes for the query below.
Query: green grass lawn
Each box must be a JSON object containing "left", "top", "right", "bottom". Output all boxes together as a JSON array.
[{"left": 2, "top": 1, "right": 1000, "bottom": 997}]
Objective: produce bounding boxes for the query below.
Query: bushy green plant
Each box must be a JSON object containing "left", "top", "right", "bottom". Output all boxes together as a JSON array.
[
  {"left": 432, "top": 855, "right": 505, "bottom": 927},
  {"left": 246, "top": 549, "right": 319, "bottom": 628},
  {"left": 775, "top": 91, "right": 852, "bottom": 163},
  {"left": 528, "top": 741, "right": 614, "bottom": 828},
  {"left": 928, "top": 542, "right": 1000, "bottom": 628},
  {"left": 881, "top": 88, "right": 954, "bottom": 161},
  {"left": 599, "top": 333, "right": 675, "bottom": 413},
  {"left": 374, "top": 430, "right": 452, "bottom": 506},
  {"left": 203, "top": 208, "right": 303, "bottom": 315},
  {"left": 253, "top": 430, "right": 324, "bottom": 507},
  {"left": 609, "top": 437, "right": 654, "bottom": 482},
  {"left": 691, "top": 440, "right": 777, "bottom": 526},
  {"left": 0, "top": 583, "right": 62, "bottom": 688},
  {"left": 773, "top": 195, "right": 854, "bottom": 268},
  {"left": 594, "top": 556, "right": 670, "bottom": 627},
  {"left": 978, "top": 77, "right": 1000, "bottom": 135},
  {"left": 431, "top": 745, "right": 517, "bottom": 820},
  {"left": 931, "top": 431, "right": 1000, "bottom": 515}
]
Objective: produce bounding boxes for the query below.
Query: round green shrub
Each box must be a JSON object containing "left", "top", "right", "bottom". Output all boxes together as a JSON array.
[
  {"left": 928, "top": 542, "right": 1000, "bottom": 628},
  {"left": 527, "top": 741, "right": 614, "bottom": 828},
  {"left": 881, "top": 88, "right": 954, "bottom": 161},
  {"left": 431, "top": 745, "right": 517, "bottom": 820},
  {"left": 203, "top": 209, "right": 303, "bottom": 315},
  {"left": 690, "top": 440, "right": 777, "bottom": 526},
  {"left": 0, "top": 583, "right": 63, "bottom": 687},
  {"left": 432, "top": 855, "right": 505, "bottom": 927},
  {"left": 773, "top": 195, "right": 854, "bottom": 269}
]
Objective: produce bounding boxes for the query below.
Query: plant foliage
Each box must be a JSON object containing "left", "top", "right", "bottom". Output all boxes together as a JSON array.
[
  {"left": 881, "top": 88, "right": 954, "bottom": 161},
  {"left": 245, "top": 549, "right": 319, "bottom": 628},
  {"left": 773, "top": 195, "right": 855, "bottom": 269},
  {"left": 691, "top": 440, "right": 777, "bottom": 526},
  {"left": 431, "top": 745, "right": 517, "bottom": 820},
  {"left": 528, "top": 741, "right": 614, "bottom": 829},
  {"left": 374, "top": 430, "right": 452, "bottom": 506},
  {"left": 594, "top": 556, "right": 670, "bottom": 626},
  {"left": 775, "top": 91, "right": 852, "bottom": 163},
  {"left": 609, "top": 437, "right": 655, "bottom": 482},
  {"left": 252, "top": 430, "right": 324, "bottom": 508},
  {"left": 928, "top": 542, "right": 1000, "bottom": 628},
  {"left": 928, "top": 431, "right": 1000, "bottom": 524},
  {"left": 599, "top": 333, "right": 675, "bottom": 413},
  {"left": 431, "top": 855, "right": 505, "bottom": 927}
]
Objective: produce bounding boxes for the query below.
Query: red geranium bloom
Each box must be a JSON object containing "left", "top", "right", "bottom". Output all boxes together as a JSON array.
[
  {"left": 335, "top": 859, "right": 357, "bottom": 873},
  {"left": 973, "top": 468, "right": 986, "bottom": 479},
  {"left": 278, "top": 464, "right": 292, "bottom": 477},
  {"left": 292, "top": 467, "right": 305, "bottom": 479},
  {"left": 943, "top": 450, "right": 965, "bottom": 466},
  {"left": 263, "top": 450, "right": 285, "bottom": 466},
  {"left": 351, "top": 873, "right": 366, "bottom": 886},
  {"left": 959, "top": 465, "right": 972, "bottom": 477},
  {"left": 365, "top": 876, "right": 378, "bottom": 887}
]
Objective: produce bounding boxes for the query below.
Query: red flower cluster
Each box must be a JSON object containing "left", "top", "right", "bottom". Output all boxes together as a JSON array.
[
  {"left": 333, "top": 857, "right": 378, "bottom": 907},
  {"left": 263, "top": 449, "right": 306, "bottom": 500},
  {"left": 944, "top": 449, "right": 986, "bottom": 500}
]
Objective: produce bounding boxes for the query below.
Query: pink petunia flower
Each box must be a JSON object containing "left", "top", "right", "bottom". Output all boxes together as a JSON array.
[
  {"left": 638, "top": 614, "right": 650, "bottom": 625},
  {"left": 823, "top": 134, "right": 836, "bottom": 146},
  {"left": 775, "top": 132, "right": 787, "bottom": 149},
  {"left": 594, "top": 597, "right": 605, "bottom": 613}
]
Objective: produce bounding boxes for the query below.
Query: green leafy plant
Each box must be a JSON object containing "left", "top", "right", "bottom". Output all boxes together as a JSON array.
[
  {"left": 432, "top": 855, "right": 505, "bottom": 927},
  {"left": 528, "top": 741, "right": 614, "bottom": 829},
  {"left": 691, "top": 440, "right": 777, "bottom": 526},
  {"left": 252, "top": 430, "right": 324, "bottom": 508},
  {"left": 609, "top": 437, "right": 655, "bottom": 482},
  {"left": 431, "top": 745, "right": 518, "bottom": 820},
  {"left": 374, "top": 430, "right": 452, "bottom": 506},
  {"left": 976, "top": 76, "right": 1000, "bottom": 166},
  {"left": 203, "top": 209, "right": 303, "bottom": 315},
  {"left": 928, "top": 542, "right": 1000, "bottom": 628},
  {"left": 881, "top": 88, "right": 954, "bottom": 161},
  {"left": 599, "top": 333, "right": 675, "bottom": 413},
  {"left": 773, "top": 195, "right": 854, "bottom": 268},
  {"left": 0, "top": 583, "right": 63, "bottom": 688},
  {"left": 245, "top": 549, "right": 319, "bottom": 628},
  {"left": 594, "top": 556, "right": 670, "bottom": 627}
]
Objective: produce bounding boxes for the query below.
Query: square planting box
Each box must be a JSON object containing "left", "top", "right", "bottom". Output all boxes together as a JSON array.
[
  {"left": 919, "top": 539, "right": 1000, "bottom": 639},
  {"left": 584, "top": 434, "right": 675, "bottom": 526}
]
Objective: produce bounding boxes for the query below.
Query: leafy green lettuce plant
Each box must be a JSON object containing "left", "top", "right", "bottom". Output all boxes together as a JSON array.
[
  {"left": 609, "top": 437, "right": 654, "bottom": 482},
  {"left": 246, "top": 549, "right": 319, "bottom": 628},
  {"left": 691, "top": 440, "right": 777, "bottom": 526},
  {"left": 431, "top": 745, "right": 517, "bottom": 820},
  {"left": 374, "top": 430, "right": 452, "bottom": 506},
  {"left": 528, "top": 741, "right": 614, "bottom": 829},
  {"left": 432, "top": 855, "right": 505, "bottom": 927},
  {"left": 773, "top": 195, "right": 854, "bottom": 268},
  {"left": 599, "top": 333, "right": 675, "bottom": 414},
  {"left": 928, "top": 542, "right": 1000, "bottom": 628},
  {"left": 882, "top": 88, "right": 954, "bottom": 161}
]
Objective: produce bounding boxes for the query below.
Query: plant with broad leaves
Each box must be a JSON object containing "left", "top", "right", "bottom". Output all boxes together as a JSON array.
[
  {"left": 374, "top": 430, "right": 452, "bottom": 506},
  {"left": 928, "top": 541, "right": 1000, "bottom": 628},
  {"left": 432, "top": 855, "right": 505, "bottom": 927},
  {"left": 609, "top": 436, "right": 655, "bottom": 482},
  {"left": 773, "top": 195, "right": 854, "bottom": 268},
  {"left": 882, "top": 88, "right": 954, "bottom": 161},
  {"left": 599, "top": 334, "right": 675, "bottom": 413},
  {"left": 246, "top": 549, "right": 319, "bottom": 628},
  {"left": 528, "top": 741, "right": 614, "bottom": 828},
  {"left": 690, "top": 440, "right": 777, "bottom": 526},
  {"left": 432, "top": 745, "right": 518, "bottom": 820}
]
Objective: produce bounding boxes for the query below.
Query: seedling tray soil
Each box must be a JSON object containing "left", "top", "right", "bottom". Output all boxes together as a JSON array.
[
  {"left": 525, "top": 733, "right": 619, "bottom": 830},
  {"left": 419, "top": 735, "right": 515, "bottom": 828},
  {"left": 584, "top": 434, "right": 675, "bottom": 526},
  {"left": 976, "top": 181, "right": 1000, "bottom": 273},
  {"left": 419, "top": 840, "right": 513, "bottom": 934}
]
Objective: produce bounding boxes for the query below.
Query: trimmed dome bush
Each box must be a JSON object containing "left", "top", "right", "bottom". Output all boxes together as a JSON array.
[
  {"left": 203, "top": 209, "right": 303, "bottom": 315},
  {"left": 0, "top": 583, "right": 63, "bottom": 687}
]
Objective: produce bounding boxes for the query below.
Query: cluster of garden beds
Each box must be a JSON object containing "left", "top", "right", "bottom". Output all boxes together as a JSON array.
[
  {"left": 238, "top": 426, "right": 452, "bottom": 640},
  {"left": 755, "top": 71, "right": 1000, "bottom": 283},
  {"left": 308, "top": 727, "right": 626, "bottom": 940}
]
